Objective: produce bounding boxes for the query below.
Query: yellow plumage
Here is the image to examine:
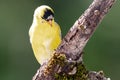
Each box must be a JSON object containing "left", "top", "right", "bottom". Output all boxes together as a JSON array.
[{"left": 29, "top": 5, "right": 61, "bottom": 64}]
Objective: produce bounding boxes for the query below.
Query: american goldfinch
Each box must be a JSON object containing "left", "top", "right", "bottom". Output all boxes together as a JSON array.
[{"left": 29, "top": 5, "right": 61, "bottom": 64}]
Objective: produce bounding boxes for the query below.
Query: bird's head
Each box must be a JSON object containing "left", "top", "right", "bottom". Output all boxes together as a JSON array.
[{"left": 33, "top": 5, "right": 54, "bottom": 26}]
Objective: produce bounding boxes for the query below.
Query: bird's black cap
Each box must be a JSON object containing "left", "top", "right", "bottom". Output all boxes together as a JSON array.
[{"left": 42, "top": 8, "right": 54, "bottom": 20}]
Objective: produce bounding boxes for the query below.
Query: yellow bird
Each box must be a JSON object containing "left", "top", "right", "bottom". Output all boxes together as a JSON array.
[{"left": 29, "top": 5, "right": 61, "bottom": 65}]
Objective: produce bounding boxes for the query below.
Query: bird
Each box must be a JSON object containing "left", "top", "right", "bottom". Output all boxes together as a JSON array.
[{"left": 29, "top": 5, "right": 61, "bottom": 65}]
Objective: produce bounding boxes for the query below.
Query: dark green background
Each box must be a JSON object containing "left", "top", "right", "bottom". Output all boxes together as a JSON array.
[{"left": 0, "top": 0, "right": 120, "bottom": 80}]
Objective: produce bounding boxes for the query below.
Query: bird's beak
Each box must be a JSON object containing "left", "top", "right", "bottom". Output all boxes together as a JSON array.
[
  {"left": 48, "top": 20, "right": 52, "bottom": 26},
  {"left": 46, "top": 15, "right": 54, "bottom": 26}
]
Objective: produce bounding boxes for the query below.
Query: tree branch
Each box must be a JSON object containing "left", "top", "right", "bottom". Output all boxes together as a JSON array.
[{"left": 32, "top": 0, "right": 116, "bottom": 80}]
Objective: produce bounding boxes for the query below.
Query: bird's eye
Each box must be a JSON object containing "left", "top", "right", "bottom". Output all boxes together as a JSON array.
[
  {"left": 46, "top": 19, "right": 52, "bottom": 22},
  {"left": 46, "top": 15, "right": 54, "bottom": 22}
]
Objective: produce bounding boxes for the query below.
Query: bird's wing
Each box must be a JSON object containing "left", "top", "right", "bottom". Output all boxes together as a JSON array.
[{"left": 55, "top": 22, "right": 62, "bottom": 39}]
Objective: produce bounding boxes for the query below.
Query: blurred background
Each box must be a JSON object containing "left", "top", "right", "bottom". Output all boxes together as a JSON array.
[{"left": 0, "top": 0, "right": 120, "bottom": 80}]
